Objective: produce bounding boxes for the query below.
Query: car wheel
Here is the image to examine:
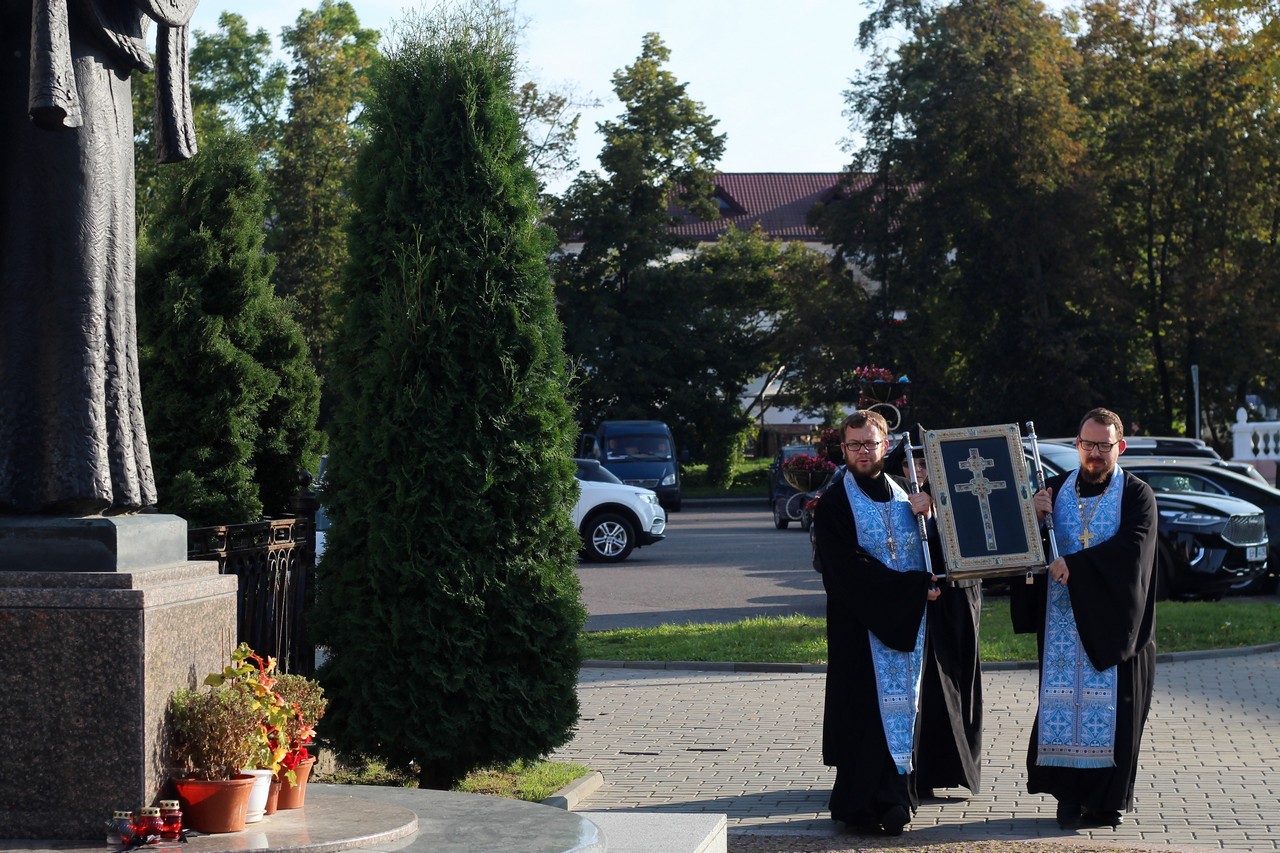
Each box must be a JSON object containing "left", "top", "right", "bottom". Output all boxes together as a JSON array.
[
  {"left": 668, "top": 498, "right": 682, "bottom": 512},
  {"left": 583, "top": 513, "right": 635, "bottom": 562},
  {"left": 773, "top": 501, "right": 790, "bottom": 529},
  {"left": 800, "top": 511, "right": 812, "bottom": 533}
]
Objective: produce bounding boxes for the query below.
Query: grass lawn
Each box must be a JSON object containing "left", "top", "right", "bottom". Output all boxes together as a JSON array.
[
  {"left": 681, "top": 456, "right": 772, "bottom": 498},
  {"left": 316, "top": 756, "right": 592, "bottom": 802},
  {"left": 580, "top": 598, "right": 1280, "bottom": 664}
]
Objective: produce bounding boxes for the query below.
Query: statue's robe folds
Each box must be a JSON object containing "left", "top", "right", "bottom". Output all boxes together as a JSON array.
[
  {"left": 1010, "top": 470, "right": 1158, "bottom": 815},
  {"left": 0, "top": 0, "right": 197, "bottom": 514}
]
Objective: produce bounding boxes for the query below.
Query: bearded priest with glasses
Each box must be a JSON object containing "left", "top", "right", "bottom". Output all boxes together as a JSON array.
[
  {"left": 1011, "top": 408, "right": 1158, "bottom": 830},
  {"left": 812, "top": 409, "right": 941, "bottom": 836}
]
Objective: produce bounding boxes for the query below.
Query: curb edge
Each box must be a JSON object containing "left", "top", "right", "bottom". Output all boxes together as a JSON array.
[{"left": 541, "top": 770, "right": 604, "bottom": 810}]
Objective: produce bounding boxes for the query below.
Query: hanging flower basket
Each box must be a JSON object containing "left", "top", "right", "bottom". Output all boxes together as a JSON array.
[
  {"left": 781, "top": 455, "right": 836, "bottom": 492},
  {"left": 853, "top": 365, "right": 909, "bottom": 408}
]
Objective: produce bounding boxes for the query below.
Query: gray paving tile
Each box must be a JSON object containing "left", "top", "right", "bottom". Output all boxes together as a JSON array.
[{"left": 554, "top": 649, "right": 1280, "bottom": 851}]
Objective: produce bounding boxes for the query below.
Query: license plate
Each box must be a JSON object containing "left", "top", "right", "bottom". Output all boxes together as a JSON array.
[{"left": 1248, "top": 545, "right": 1266, "bottom": 562}]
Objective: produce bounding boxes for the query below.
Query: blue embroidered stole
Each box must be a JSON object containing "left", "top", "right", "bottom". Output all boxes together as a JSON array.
[
  {"left": 1037, "top": 467, "right": 1124, "bottom": 768},
  {"left": 843, "top": 472, "right": 927, "bottom": 774}
]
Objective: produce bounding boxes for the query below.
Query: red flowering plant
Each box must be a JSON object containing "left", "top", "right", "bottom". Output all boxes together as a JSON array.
[
  {"left": 781, "top": 452, "right": 837, "bottom": 492},
  {"left": 203, "top": 643, "right": 293, "bottom": 779},
  {"left": 273, "top": 672, "right": 327, "bottom": 773},
  {"left": 852, "top": 365, "right": 908, "bottom": 408}
]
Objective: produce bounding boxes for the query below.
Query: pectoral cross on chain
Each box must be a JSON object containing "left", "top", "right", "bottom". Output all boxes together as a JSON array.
[
  {"left": 955, "top": 448, "right": 1008, "bottom": 552},
  {"left": 1077, "top": 528, "right": 1095, "bottom": 549}
]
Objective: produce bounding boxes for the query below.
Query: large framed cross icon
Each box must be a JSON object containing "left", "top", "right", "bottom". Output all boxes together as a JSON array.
[{"left": 921, "top": 423, "right": 1046, "bottom": 580}]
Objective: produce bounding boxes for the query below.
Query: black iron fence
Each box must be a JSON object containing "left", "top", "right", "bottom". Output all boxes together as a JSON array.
[{"left": 187, "top": 483, "right": 320, "bottom": 675}]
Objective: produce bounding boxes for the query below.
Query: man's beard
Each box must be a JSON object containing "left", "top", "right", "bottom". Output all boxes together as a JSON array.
[
  {"left": 1079, "top": 462, "right": 1112, "bottom": 484},
  {"left": 853, "top": 458, "right": 885, "bottom": 479}
]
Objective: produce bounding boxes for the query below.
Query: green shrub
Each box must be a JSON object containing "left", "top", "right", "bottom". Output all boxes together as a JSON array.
[{"left": 314, "top": 1, "right": 584, "bottom": 791}]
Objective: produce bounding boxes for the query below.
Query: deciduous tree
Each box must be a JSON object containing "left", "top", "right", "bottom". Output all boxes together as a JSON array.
[
  {"left": 551, "top": 33, "right": 729, "bottom": 454},
  {"left": 823, "top": 0, "right": 1095, "bottom": 433},
  {"left": 270, "top": 1, "right": 379, "bottom": 381}
]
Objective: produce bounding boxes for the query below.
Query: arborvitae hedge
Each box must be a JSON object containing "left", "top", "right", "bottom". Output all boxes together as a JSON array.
[
  {"left": 137, "top": 127, "right": 323, "bottom": 526},
  {"left": 313, "top": 2, "right": 585, "bottom": 789}
]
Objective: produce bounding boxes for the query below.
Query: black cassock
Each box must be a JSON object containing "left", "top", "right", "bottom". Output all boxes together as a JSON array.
[
  {"left": 1010, "top": 470, "right": 1158, "bottom": 814},
  {"left": 813, "top": 472, "right": 934, "bottom": 826},
  {"left": 917, "top": 571, "right": 983, "bottom": 794}
]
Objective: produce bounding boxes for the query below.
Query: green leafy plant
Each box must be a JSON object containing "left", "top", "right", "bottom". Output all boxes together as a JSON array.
[
  {"left": 274, "top": 672, "right": 327, "bottom": 770},
  {"left": 169, "top": 686, "right": 262, "bottom": 781}
]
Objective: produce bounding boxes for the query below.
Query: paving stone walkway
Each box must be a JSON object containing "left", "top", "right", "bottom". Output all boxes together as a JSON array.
[{"left": 552, "top": 648, "right": 1280, "bottom": 852}]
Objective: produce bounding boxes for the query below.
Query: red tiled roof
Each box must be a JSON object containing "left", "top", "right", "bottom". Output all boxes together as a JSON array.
[{"left": 669, "top": 172, "right": 872, "bottom": 242}]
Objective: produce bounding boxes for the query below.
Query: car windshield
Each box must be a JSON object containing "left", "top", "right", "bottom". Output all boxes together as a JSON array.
[
  {"left": 575, "top": 460, "right": 624, "bottom": 484},
  {"left": 603, "top": 435, "right": 672, "bottom": 460}
]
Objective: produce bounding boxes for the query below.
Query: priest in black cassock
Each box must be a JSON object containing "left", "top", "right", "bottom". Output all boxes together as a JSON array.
[
  {"left": 1011, "top": 407, "right": 1158, "bottom": 830},
  {"left": 884, "top": 432, "right": 984, "bottom": 798},
  {"left": 813, "top": 410, "right": 939, "bottom": 836}
]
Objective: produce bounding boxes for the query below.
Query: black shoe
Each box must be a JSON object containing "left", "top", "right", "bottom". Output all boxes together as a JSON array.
[
  {"left": 1056, "top": 801, "right": 1082, "bottom": 829},
  {"left": 833, "top": 816, "right": 881, "bottom": 835},
  {"left": 881, "top": 804, "right": 910, "bottom": 836},
  {"left": 1082, "top": 808, "right": 1124, "bottom": 828}
]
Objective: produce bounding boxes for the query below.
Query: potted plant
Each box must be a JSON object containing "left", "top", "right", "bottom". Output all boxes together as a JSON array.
[
  {"left": 167, "top": 685, "right": 260, "bottom": 833},
  {"left": 203, "top": 643, "right": 293, "bottom": 823},
  {"left": 272, "top": 672, "right": 327, "bottom": 809}
]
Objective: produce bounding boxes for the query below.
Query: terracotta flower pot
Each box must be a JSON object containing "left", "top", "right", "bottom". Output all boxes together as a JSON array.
[
  {"left": 275, "top": 756, "right": 316, "bottom": 810},
  {"left": 264, "top": 779, "right": 281, "bottom": 816},
  {"left": 173, "top": 774, "right": 255, "bottom": 833}
]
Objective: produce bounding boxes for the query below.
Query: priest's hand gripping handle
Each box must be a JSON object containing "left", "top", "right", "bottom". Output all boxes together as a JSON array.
[{"left": 902, "top": 431, "right": 938, "bottom": 579}]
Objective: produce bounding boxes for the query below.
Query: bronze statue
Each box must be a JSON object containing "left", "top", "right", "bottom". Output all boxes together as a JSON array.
[{"left": 0, "top": 0, "right": 198, "bottom": 515}]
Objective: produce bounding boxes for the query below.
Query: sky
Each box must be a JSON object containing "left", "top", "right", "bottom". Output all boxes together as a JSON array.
[{"left": 186, "top": 1, "right": 874, "bottom": 192}]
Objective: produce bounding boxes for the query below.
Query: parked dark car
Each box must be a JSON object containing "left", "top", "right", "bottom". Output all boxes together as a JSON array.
[
  {"left": 768, "top": 445, "right": 826, "bottom": 530},
  {"left": 1028, "top": 442, "right": 1268, "bottom": 600},
  {"left": 1121, "top": 459, "right": 1280, "bottom": 594},
  {"left": 1043, "top": 435, "right": 1221, "bottom": 460}
]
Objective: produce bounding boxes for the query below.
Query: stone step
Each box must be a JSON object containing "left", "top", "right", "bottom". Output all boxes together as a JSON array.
[{"left": 580, "top": 811, "right": 727, "bottom": 853}]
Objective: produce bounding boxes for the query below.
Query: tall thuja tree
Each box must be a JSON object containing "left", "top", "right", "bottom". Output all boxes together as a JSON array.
[
  {"left": 271, "top": 1, "right": 379, "bottom": 381},
  {"left": 138, "top": 128, "right": 322, "bottom": 525},
  {"left": 314, "top": 1, "right": 584, "bottom": 790},
  {"left": 551, "top": 33, "right": 726, "bottom": 432},
  {"left": 822, "top": 0, "right": 1096, "bottom": 432}
]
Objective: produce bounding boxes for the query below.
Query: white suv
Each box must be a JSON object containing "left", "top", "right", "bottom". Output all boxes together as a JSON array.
[{"left": 574, "top": 458, "right": 667, "bottom": 562}]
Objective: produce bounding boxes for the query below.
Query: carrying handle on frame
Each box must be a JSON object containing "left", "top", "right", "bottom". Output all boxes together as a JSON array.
[
  {"left": 902, "top": 431, "right": 939, "bottom": 579},
  {"left": 1025, "top": 421, "right": 1058, "bottom": 584}
]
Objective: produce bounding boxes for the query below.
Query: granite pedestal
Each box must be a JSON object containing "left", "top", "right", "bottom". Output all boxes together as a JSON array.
[
  {"left": 0, "top": 786, "right": 602, "bottom": 853},
  {"left": 0, "top": 515, "right": 239, "bottom": 840}
]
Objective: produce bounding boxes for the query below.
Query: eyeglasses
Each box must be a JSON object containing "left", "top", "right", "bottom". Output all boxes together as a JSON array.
[
  {"left": 1077, "top": 438, "right": 1118, "bottom": 453},
  {"left": 842, "top": 440, "right": 883, "bottom": 453}
]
